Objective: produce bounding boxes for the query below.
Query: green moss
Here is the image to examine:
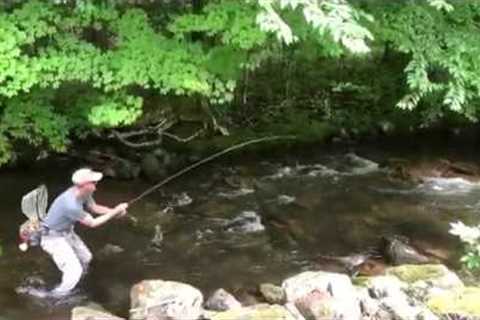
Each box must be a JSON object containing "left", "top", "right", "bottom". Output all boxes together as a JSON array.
[
  {"left": 427, "top": 287, "right": 480, "bottom": 316},
  {"left": 385, "top": 264, "right": 449, "bottom": 284},
  {"left": 352, "top": 276, "right": 372, "bottom": 287}
]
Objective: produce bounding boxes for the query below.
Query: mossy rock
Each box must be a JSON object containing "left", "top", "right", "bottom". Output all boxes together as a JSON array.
[
  {"left": 71, "top": 303, "right": 124, "bottom": 320},
  {"left": 385, "top": 264, "right": 460, "bottom": 286},
  {"left": 209, "top": 304, "right": 295, "bottom": 320},
  {"left": 427, "top": 287, "right": 480, "bottom": 317},
  {"left": 351, "top": 276, "right": 371, "bottom": 287}
]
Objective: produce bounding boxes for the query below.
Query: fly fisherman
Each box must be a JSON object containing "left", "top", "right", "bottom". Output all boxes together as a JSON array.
[{"left": 40, "top": 168, "right": 128, "bottom": 297}]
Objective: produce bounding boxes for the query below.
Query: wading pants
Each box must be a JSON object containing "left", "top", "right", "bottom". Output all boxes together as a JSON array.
[{"left": 40, "top": 230, "right": 92, "bottom": 295}]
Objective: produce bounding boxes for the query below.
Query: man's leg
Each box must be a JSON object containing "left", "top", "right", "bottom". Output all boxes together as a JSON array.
[
  {"left": 68, "top": 231, "right": 93, "bottom": 273},
  {"left": 40, "top": 235, "right": 83, "bottom": 295}
]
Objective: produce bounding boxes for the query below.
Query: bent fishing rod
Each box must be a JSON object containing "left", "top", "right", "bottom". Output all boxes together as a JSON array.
[{"left": 128, "top": 135, "right": 296, "bottom": 206}]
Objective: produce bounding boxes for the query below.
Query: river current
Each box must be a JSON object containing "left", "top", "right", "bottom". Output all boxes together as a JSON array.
[{"left": 1, "top": 136, "right": 480, "bottom": 319}]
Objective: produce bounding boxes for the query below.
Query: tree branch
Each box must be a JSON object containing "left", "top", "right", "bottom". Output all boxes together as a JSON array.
[{"left": 162, "top": 129, "right": 204, "bottom": 142}]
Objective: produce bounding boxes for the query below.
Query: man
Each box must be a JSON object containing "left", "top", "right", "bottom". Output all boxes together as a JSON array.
[{"left": 40, "top": 168, "right": 128, "bottom": 297}]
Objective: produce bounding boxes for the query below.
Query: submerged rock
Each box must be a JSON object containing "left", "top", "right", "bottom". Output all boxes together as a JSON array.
[
  {"left": 97, "top": 244, "right": 124, "bottom": 259},
  {"left": 344, "top": 153, "right": 379, "bottom": 175},
  {"left": 386, "top": 158, "right": 480, "bottom": 184},
  {"left": 225, "top": 211, "right": 265, "bottom": 233},
  {"left": 314, "top": 253, "right": 373, "bottom": 276},
  {"left": 71, "top": 303, "right": 124, "bottom": 320}
]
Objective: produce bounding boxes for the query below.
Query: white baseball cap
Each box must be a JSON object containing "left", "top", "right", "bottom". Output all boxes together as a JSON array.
[{"left": 72, "top": 168, "right": 103, "bottom": 185}]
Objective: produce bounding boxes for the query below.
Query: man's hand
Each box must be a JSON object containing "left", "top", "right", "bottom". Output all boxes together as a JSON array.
[{"left": 115, "top": 202, "right": 129, "bottom": 216}]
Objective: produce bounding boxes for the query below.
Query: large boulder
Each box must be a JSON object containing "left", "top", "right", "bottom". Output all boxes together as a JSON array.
[
  {"left": 129, "top": 280, "right": 203, "bottom": 320},
  {"left": 385, "top": 264, "right": 464, "bottom": 299},
  {"left": 427, "top": 286, "right": 480, "bottom": 318},
  {"left": 282, "top": 271, "right": 361, "bottom": 320},
  {"left": 71, "top": 303, "right": 124, "bottom": 320},
  {"left": 358, "top": 275, "right": 439, "bottom": 320}
]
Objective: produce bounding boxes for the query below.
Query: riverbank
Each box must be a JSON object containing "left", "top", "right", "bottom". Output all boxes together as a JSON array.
[{"left": 73, "top": 264, "right": 480, "bottom": 320}]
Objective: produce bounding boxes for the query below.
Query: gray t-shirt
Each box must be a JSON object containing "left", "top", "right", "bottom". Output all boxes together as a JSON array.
[{"left": 43, "top": 187, "right": 94, "bottom": 231}]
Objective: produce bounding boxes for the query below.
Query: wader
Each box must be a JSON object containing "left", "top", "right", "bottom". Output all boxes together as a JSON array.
[{"left": 40, "top": 227, "right": 92, "bottom": 295}]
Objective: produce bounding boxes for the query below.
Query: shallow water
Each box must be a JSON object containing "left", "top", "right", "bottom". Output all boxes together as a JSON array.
[{"left": 1, "top": 138, "right": 480, "bottom": 319}]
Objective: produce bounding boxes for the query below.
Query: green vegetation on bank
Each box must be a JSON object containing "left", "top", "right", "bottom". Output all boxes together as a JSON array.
[{"left": 0, "top": 0, "right": 478, "bottom": 165}]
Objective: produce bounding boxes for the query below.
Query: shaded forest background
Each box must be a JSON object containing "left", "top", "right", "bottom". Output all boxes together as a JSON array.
[{"left": 1, "top": 0, "right": 479, "bottom": 166}]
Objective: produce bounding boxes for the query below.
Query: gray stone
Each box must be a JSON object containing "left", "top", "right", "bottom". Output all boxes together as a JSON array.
[
  {"left": 205, "top": 288, "right": 242, "bottom": 311},
  {"left": 259, "top": 283, "right": 286, "bottom": 304},
  {"left": 225, "top": 211, "right": 265, "bottom": 233},
  {"left": 141, "top": 153, "right": 165, "bottom": 181},
  {"left": 71, "top": 303, "right": 124, "bottom": 320},
  {"left": 282, "top": 271, "right": 361, "bottom": 320},
  {"left": 130, "top": 280, "right": 203, "bottom": 320}
]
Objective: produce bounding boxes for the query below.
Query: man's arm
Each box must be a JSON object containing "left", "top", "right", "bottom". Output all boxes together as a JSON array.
[
  {"left": 87, "top": 202, "right": 128, "bottom": 216},
  {"left": 88, "top": 203, "right": 115, "bottom": 215},
  {"left": 79, "top": 211, "right": 119, "bottom": 228}
]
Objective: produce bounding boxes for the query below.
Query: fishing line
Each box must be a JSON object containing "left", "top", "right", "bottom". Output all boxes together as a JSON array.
[{"left": 128, "top": 135, "right": 296, "bottom": 205}]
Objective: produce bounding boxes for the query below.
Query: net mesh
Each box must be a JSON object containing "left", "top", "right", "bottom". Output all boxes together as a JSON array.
[{"left": 21, "top": 185, "right": 48, "bottom": 221}]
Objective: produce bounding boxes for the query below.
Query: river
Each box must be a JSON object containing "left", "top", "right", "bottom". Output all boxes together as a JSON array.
[{"left": 1, "top": 134, "right": 480, "bottom": 319}]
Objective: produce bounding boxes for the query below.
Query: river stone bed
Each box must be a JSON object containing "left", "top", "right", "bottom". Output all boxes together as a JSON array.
[{"left": 72, "top": 264, "right": 480, "bottom": 320}]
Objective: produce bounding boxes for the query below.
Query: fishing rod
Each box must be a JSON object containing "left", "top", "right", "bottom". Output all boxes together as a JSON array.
[{"left": 128, "top": 135, "right": 296, "bottom": 205}]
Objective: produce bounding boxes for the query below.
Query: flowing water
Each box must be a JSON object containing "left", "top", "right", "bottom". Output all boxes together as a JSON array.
[{"left": 1, "top": 136, "right": 480, "bottom": 319}]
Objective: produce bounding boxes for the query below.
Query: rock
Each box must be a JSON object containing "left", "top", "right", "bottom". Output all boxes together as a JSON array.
[
  {"left": 277, "top": 195, "right": 296, "bottom": 205},
  {"left": 294, "top": 289, "right": 336, "bottom": 320},
  {"left": 284, "top": 302, "right": 306, "bottom": 320},
  {"left": 113, "top": 159, "right": 141, "bottom": 180},
  {"left": 385, "top": 264, "right": 464, "bottom": 292},
  {"left": 427, "top": 286, "right": 480, "bottom": 318},
  {"left": 386, "top": 158, "right": 480, "bottom": 184},
  {"left": 382, "top": 236, "right": 431, "bottom": 265},
  {"left": 151, "top": 224, "right": 163, "bottom": 248},
  {"left": 195, "top": 199, "right": 237, "bottom": 218},
  {"left": 97, "top": 244, "right": 124, "bottom": 258},
  {"left": 380, "top": 295, "right": 439, "bottom": 320},
  {"left": 360, "top": 275, "right": 440, "bottom": 320},
  {"left": 356, "top": 287, "right": 381, "bottom": 318},
  {"left": 170, "top": 192, "right": 193, "bottom": 207},
  {"left": 129, "top": 280, "right": 203, "bottom": 320},
  {"left": 205, "top": 289, "right": 242, "bottom": 311},
  {"left": 224, "top": 211, "right": 265, "bottom": 233},
  {"left": 367, "top": 276, "right": 406, "bottom": 300},
  {"left": 259, "top": 283, "right": 286, "bottom": 305},
  {"left": 344, "top": 153, "right": 379, "bottom": 175},
  {"left": 71, "top": 303, "right": 124, "bottom": 320},
  {"left": 282, "top": 271, "right": 361, "bottom": 320},
  {"left": 314, "top": 253, "right": 372, "bottom": 276},
  {"left": 141, "top": 153, "right": 166, "bottom": 181},
  {"left": 207, "top": 304, "right": 296, "bottom": 320}
]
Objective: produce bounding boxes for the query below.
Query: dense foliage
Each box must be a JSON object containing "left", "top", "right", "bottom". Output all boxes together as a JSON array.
[{"left": 2, "top": 0, "right": 480, "bottom": 165}]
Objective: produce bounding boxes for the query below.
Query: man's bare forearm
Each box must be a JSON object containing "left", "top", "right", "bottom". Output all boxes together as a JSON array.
[
  {"left": 90, "top": 203, "right": 116, "bottom": 215},
  {"left": 81, "top": 211, "right": 118, "bottom": 228}
]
